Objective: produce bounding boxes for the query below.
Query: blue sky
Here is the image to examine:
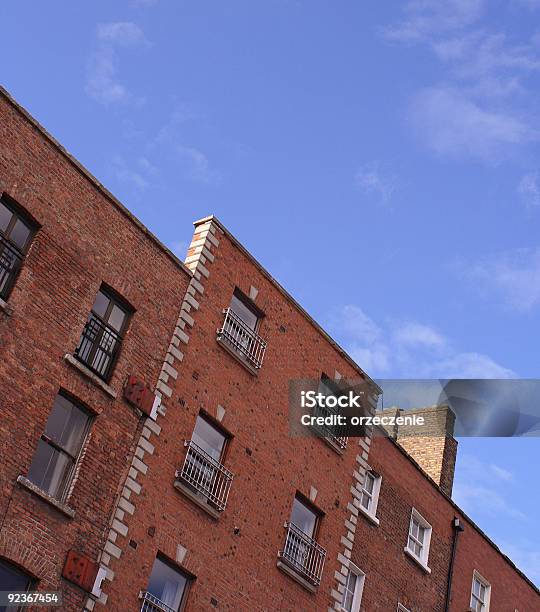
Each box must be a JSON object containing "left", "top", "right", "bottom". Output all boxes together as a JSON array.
[{"left": 2, "top": 0, "right": 539, "bottom": 585}]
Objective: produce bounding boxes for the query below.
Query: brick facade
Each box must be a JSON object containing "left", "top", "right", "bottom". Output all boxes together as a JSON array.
[{"left": 0, "top": 88, "right": 538, "bottom": 612}]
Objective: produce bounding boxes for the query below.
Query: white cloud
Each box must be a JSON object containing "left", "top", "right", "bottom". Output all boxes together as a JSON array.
[
  {"left": 490, "top": 463, "right": 513, "bottom": 481},
  {"left": 175, "top": 145, "right": 220, "bottom": 183},
  {"left": 387, "top": 1, "right": 540, "bottom": 162},
  {"left": 355, "top": 165, "right": 396, "bottom": 206},
  {"left": 424, "top": 352, "right": 516, "bottom": 378},
  {"left": 410, "top": 87, "right": 530, "bottom": 162},
  {"left": 331, "top": 305, "right": 514, "bottom": 378},
  {"left": 453, "top": 482, "right": 526, "bottom": 520},
  {"left": 112, "top": 155, "right": 157, "bottom": 191},
  {"left": 393, "top": 322, "right": 446, "bottom": 349},
  {"left": 466, "top": 248, "right": 540, "bottom": 311},
  {"left": 385, "top": 0, "right": 485, "bottom": 42},
  {"left": 86, "top": 22, "right": 147, "bottom": 105},
  {"left": 518, "top": 171, "right": 540, "bottom": 208}
]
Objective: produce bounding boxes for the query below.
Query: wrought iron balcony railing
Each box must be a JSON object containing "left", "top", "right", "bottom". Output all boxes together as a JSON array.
[
  {"left": 278, "top": 522, "right": 326, "bottom": 586},
  {"left": 74, "top": 313, "right": 122, "bottom": 381},
  {"left": 139, "top": 591, "right": 176, "bottom": 612},
  {"left": 176, "top": 440, "right": 233, "bottom": 513},
  {"left": 311, "top": 402, "right": 348, "bottom": 450},
  {"left": 217, "top": 308, "right": 267, "bottom": 370},
  {"left": 0, "top": 233, "right": 23, "bottom": 301}
]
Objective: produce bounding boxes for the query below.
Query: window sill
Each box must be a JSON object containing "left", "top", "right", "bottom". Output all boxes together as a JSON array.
[
  {"left": 357, "top": 504, "right": 380, "bottom": 526},
  {"left": 276, "top": 559, "right": 317, "bottom": 593},
  {"left": 403, "top": 547, "right": 431, "bottom": 574},
  {"left": 64, "top": 354, "right": 117, "bottom": 399},
  {"left": 173, "top": 479, "right": 221, "bottom": 520},
  {"left": 17, "top": 476, "right": 75, "bottom": 518},
  {"left": 0, "top": 296, "right": 13, "bottom": 316},
  {"left": 216, "top": 337, "right": 259, "bottom": 376}
]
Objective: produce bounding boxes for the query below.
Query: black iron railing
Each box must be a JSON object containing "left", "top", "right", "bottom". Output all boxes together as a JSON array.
[
  {"left": 217, "top": 308, "right": 267, "bottom": 369},
  {"left": 74, "top": 313, "right": 122, "bottom": 381},
  {"left": 279, "top": 522, "right": 326, "bottom": 586},
  {"left": 177, "top": 440, "right": 233, "bottom": 512},
  {"left": 311, "top": 401, "right": 348, "bottom": 450},
  {"left": 0, "top": 233, "right": 23, "bottom": 301}
]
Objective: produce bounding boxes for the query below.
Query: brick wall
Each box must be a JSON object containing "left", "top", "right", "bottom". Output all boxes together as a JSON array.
[
  {"left": 98, "top": 217, "right": 379, "bottom": 612},
  {"left": 351, "top": 434, "right": 539, "bottom": 611},
  {"left": 0, "top": 88, "right": 190, "bottom": 610}
]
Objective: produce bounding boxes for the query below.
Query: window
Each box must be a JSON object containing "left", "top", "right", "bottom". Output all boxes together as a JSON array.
[
  {"left": 278, "top": 494, "right": 326, "bottom": 586},
  {"left": 470, "top": 571, "right": 491, "bottom": 612},
  {"left": 229, "top": 291, "right": 260, "bottom": 331},
  {"left": 341, "top": 564, "right": 365, "bottom": 612},
  {"left": 0, "top": 559, "right": 35, "bottom": 612},
  {"left": 177, "top": 414, "right": 233, "bottom": 513},
  {"left": 217, "top": 288, "right": 267, "bottom": 370},
  {"left": 359, "top": 470, "right": 381, "bottom": 523},
  {"left": 405, "top": 508, "right": 432, "bottom": 570},
  {"left": 74, "top": 286, "right": 131, "bottom": 381},
  {"left": 310, "top": 374, "right": 348, "bottom": 450},
  {"left": 0, "top": 195, "right": 36, "bottom": 302},
  {"left": 26, "top": 393, "right": 91, "bottom": 501},
  {"left": 140, "top": 555, "right": 191, "bottom": 612}
]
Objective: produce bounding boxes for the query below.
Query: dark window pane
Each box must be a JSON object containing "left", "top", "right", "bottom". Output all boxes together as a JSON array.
[
  {"left": 0, "top": 202, "right": 12, "bottom": 233},
  {"left": 8, "top": 219, "right": 31, "bottom": 250},
  {"left": 230, "top": 294, "right": 258, "bottom": 330},
  {"left": 290, "top": 498, "right": 317, "bottom": 538},
  {"left": 147, "top": 557, "right": 188, "bottom": 611},
  {"left": 27, "top": 440, "right": 72, "bottom": 499},
  {"left": 91, "top": 291, "right": 110, "bottom": 319},
  {"left": 0, "top": 559, "right": 33, "bottom": 611},
  {"left": 192, "top": 416, "right": 226, "bottom": 461},
  {"left": 108, "top": 304, "right": 126, "bottom": 332},
  {"left": 44, "top": 395, "right": 88, "bottom": 456}
]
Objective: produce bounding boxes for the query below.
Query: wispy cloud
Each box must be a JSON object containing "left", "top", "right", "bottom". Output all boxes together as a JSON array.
[
  {"left": 518, "top": 171, "right": 540, "bottom": 208},
  {"left": 386, "top": 1, "right": 540, "bottom": 162},
  {"left": 330, "top": 305, "right": 514, "bottom": 378},
  {"left": 355, "top": 164, "right": 396, "bottom": 206},
  {"left": 454, "top": 454, "right": 524, "bottom": 520},
  {"left": 385, "top": 0, "right": 485, "bottom": 42},
  {"left": 86, "top": 22, "right": 147, "bottom": 105},
  {"left": 465, "top": 248, "right": 540, "bottom": 311},
  {"left": 175, "top": 145, "right": 221, "bottom": 184},
  {"left": 112, "top": 155, "right": 157, "bottom": 192}
]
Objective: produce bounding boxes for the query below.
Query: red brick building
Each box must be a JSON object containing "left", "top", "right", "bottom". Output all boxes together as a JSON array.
[{"left": 0, "top": 88, "right": 538, "bottom": 612}]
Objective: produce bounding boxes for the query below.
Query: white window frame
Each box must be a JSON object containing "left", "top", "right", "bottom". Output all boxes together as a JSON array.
[
  {"left": 358, "top": 469, "right": 381, "bottom": 526},
  {"left": 397, "top": 604, "right": 411, "bottom": 612},
  {"left": 341, "top": 563, "right": 365, "bottom": 612},
  {"left": 404, "top": 507, "right": 432, "bottom": 573},
  {"left": 470, "top": 570, "right": 491, "bottom": 612}
]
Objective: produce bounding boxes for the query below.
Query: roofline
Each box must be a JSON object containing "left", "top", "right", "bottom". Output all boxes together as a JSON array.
[
  {"left": 0, "top": 86, "right": 192, "bottom": 279},
  {"left": 378, "top": 429, "right": 540, "bottom": 595},
  {"left": 194, "top": 215, "right": 382, "bottom": 394}
]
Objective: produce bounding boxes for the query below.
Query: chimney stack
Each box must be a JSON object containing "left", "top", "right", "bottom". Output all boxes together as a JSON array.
[{"left": 381, "top": 405, "right": 458, "bottom": 497}]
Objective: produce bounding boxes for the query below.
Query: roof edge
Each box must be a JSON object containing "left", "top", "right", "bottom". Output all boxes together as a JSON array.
[
  {"left": 379, "top": 430, "right": 540, "bottom": 596},
  {"left": 194, "top": 215, "right": 382, "bottom": 394},
  {"left": 0, "top": 86, "right": 192, "bottom": 279}
]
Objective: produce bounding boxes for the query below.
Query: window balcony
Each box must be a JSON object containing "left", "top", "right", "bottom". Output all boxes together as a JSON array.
[
  {"left": 217, "top": 307, "right": 267, "bottom": 371},
  {"left": 310, "top": 402, "right": 348, "bottom": 452},
  {"left": 175, "top": 440, "right": 233, "bottom": 514},
  {"left": 74, "top": 313, "right": 122, "bottom": 381},
  {"left": 139, "top": 591, "right": 176, "bottom": 612},
  {"left": 0, "top": 233, "right": 23, "bottom": 301},
  {"left": 278, "top": 522, "right": 326, "bottom": 587}
]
